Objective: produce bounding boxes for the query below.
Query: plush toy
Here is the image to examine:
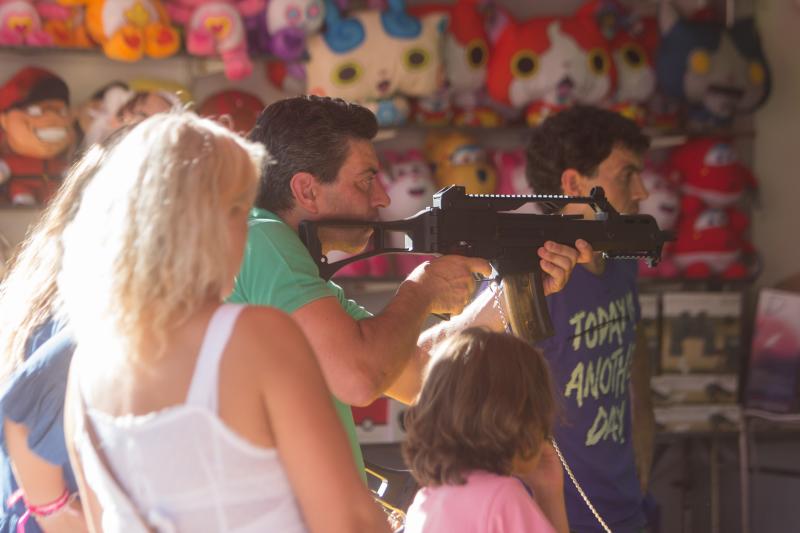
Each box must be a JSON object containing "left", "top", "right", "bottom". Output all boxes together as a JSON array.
[
  {"left": 486, "top": 7, "right": 615, "bottom": 126},
  {"left": 198, "top": 89, "right": 264, "bottom": 135},
  {"left": 166, "top": 0, "right": 260, "bottom": 79},
  {"left": 491, "top": 148, "right": 542, "bottom": 215},
  {"left": 379, "top": 149, "right": 437, "bottom": 276},
  {"left": 265, "top": 58, "right": 307, "bottom": 94},
  {"left": 609, "top": 18, "right": 659, "bottom": 124},
  {"left": 0, "top": 67, "right": 76, "bottom": 206},
  {"left": 425, "top": 131, "right": 496, "bottom": 194},
  {"left": 637, "top": 158, "right": 679, "bottom": 278},
  {"left": 246, "top": 0, "right": 324, "bottom": 61},
  {"left": 57, "top": 0, "right": 179, "bottom": 61},
  {"left": 39, "top": 1, "right": 93, "bottom": 47},
  {"left": 0, "top": 0, "right": 53, "bottom": 45},
  {"left": 305, "top": 0, "right": 447, "bottom": 126},
  {"left": 75, "top": 80, "right": 133, "bottom": 149},
  {"left": 410, "top": 0, "right": 501, "bottom": 127},
  {"left": 669, "top": 138, "right": 756, "bottom": 279},
  {"left": 656, "top": 3, "right": 770, "bottom": 126}
]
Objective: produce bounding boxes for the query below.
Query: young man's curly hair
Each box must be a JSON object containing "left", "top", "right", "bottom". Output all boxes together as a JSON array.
[
  {"left": 525, "top": 106, "right": 650, "bottom": 201},
  {"left": 402, "top": 328, "right": 556, "bottom": 487}
]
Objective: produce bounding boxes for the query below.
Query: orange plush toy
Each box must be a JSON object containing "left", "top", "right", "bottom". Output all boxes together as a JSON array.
[
  {"left": 58, "top": 0, "right": 179, "bottom": 61},
  {"left": 0, "top": 67, "right": 76, "bottom": 206}
]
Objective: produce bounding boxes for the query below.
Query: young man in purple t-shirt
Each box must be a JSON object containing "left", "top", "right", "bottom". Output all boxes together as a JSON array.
[{"left": 527, "top": 106, "right": 656, "bottom": 533}]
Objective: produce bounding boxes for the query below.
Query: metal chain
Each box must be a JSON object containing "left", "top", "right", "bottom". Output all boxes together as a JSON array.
[
  {"left": 492, "top": 281, "right": 612, "bottom": 533},
  {"left": 550, "top": 438, "right": 613, "bottom": 533}
]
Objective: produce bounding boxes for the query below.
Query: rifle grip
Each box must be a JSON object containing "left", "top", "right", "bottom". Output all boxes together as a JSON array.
[{"left": 501, "top": 268, "right": 554, "bottom": 344}]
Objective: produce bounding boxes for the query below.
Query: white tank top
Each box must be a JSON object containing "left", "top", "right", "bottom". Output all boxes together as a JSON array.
[{"left": 75, "top": 304, "right": 308, "bottom": 532}]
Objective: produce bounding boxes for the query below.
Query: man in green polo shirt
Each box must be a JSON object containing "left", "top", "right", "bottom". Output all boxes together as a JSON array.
[{"left": 229, "top": 95, "right": 591, "bottom": 479}]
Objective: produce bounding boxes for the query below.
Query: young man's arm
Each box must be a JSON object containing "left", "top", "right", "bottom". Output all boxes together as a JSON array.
[{"left": 630, "top": 325, "right": 655, "bottom": 492}]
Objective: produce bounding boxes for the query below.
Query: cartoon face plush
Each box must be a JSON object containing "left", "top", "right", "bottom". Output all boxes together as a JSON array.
[
  {"left": 75, "top": 81, "right": 133, "bottom": 149},
  {"left": 611, "top": 18, "right": 658, "bottom": 104},
  {"left": 492, "top": 148, "right": 540, "bottom": 214},
  {"left": 167, "top": 0, "right": 254, "bottom": 79},
  {"left": 39, "top": 1, "right": 93, "bottom": 47},
  {"left": 305, "top": 0, "right": 446, "bottom": 103},
  {"left": 669, "top": 137, "right": 756, "bottom": 209},
  {"left": 0, "top": 0, "right": 52, "bottom": 45},
  {"left": 656, "top": 4, "right": 770, "bottom": 123},
  {"left": 198, "top": 89, "right": 264, "bottom": 135},
  {"left": 264, "top": 0, "right": 324, "bottom": 59},
  {"left": 0, "top": 67, "right": 75, "bottom": 205},
  {"left": 487, "top": 13, "right": 614, "bottom": 122},
  {"left": 639, "top": 161, "right": 679, "bottom": 231},
  {"left": 65, "top": 0, "right": 179, "bottom": 61},
  {"left": 425, "top": 131, "right": 496, "bottom": 194},
  {"left": 668, "top": 138, "right": 756, "bottom": 279},
  {"left": 379, "top": 149, "right": 436, "bottom": 222}
]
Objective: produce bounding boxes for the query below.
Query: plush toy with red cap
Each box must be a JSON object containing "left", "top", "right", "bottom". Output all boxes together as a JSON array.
[
  {"left": 0, "top": 67, "right": 76, "bottom": 206},
  {"left": 669, "top": 138, "right": 757, "bottom": 279}
]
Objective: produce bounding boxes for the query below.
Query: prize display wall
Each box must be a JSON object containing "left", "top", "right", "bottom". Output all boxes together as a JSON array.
[{"left": 1, "top": 1, "right": 798, "bottom": 533}]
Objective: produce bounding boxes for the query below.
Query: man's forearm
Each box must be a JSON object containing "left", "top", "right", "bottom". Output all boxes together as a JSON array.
[{"left": 354, "top": 279, "right": 435, "bottom": 404}]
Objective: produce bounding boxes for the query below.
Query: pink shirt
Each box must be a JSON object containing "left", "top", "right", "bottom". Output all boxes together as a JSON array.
[{"left": 404, "top": 471, "right": 557, "bottom": 533}]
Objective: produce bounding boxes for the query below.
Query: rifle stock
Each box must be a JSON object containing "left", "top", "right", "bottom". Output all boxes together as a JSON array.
[{"left": 299, "top": 185, "right": 673, "bottom": 342}]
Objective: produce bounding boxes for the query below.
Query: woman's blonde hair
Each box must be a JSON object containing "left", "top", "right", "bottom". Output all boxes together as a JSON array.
[
  {"left": 402, "top": 328, "right": 556, "bottom": 487},
  {"left": 59, "top": 111, "right": 266, "bottom": 360},
  {"left": 0, "top": 140, "right": 117, "bottom": 384}
]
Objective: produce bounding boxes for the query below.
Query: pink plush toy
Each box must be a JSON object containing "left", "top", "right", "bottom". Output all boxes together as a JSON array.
[
  {"left": 380, "top": 149, "right": 437, "bottom": 276},
  {"left": 0, "top": 1, "right": 53, "bottom": 45},
  {"left": 637, "top": 158, "right": 679, "bottom": 278},
  {"left": 669, "top": 138, "right": 756, "bottom": 279},
  {"left": 492, "top": 148, "right": 541, "bottom": 215},
  {"left": 167, "top": 0, "right": 262, "bottom": 80}
]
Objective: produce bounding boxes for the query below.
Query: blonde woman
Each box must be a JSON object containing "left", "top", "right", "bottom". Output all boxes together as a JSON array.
[
  {"left": 0, "top": 140, "right": 118, "bottom": 533},
  {"left": 59, "top": 112, "right": 389, "bottom": 533}
]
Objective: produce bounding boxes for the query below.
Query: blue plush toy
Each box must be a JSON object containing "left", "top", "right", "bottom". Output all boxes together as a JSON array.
[{"left": 656, "top": 3, "right": 770, "bottom": 126}]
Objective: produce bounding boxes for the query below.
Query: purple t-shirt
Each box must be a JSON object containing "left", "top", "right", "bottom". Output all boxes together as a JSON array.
[{"left": 536, "top": 260, "right": 645, "bottom": 533}]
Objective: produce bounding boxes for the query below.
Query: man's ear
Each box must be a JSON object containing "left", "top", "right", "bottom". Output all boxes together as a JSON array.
[
  {"left": 289, "top": 172, "right": 320, "bottom": 214},
  {"left": 560, "top": 169, "right": 583, "bottom": 196}
]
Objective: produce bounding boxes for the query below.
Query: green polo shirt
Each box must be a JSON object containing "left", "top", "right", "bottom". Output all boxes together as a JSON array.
[{"left": 228, "top": 207, "right": 370, "bottom": 480}]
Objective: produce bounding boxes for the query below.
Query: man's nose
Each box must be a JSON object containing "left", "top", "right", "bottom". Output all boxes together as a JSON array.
[
  {"left": 632, "top": 172, "right": 649, "bottom": 202},
  {"left": 373, "top": 177, "right": 390, "bottom": 208}
]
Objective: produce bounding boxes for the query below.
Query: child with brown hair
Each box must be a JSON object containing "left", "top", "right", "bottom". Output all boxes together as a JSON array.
[{"left": 402, "top": 327, "right": 559, "bottom": 533}]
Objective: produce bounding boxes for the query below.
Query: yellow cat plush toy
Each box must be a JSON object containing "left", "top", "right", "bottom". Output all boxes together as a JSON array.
[{"left": 58, "top": 0, "right": 179, "bottom": 61}]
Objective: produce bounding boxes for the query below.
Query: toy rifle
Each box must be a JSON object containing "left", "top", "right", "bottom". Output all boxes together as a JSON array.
[{"left": 299, "top": 185, "right": 673, "bottom": 343}]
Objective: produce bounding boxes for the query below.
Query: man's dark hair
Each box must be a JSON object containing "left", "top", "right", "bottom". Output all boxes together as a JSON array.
[
  {"left": 525, "top": 105, "right": 650, "bottom": 198},
  {"left": 248, "top": 95, "right": 378, "bottom": 213}
]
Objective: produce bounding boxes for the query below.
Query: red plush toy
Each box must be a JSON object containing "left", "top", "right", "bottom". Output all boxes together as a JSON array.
[
  {"left": 669, "top": 138, "right": 756, "bottom": 279},
  {"left": 198, "top": 89, "right": 265, "bottom": 135},
  {"left": 0, "top": 67, "right": 75, "bottom": 206},
  {"left": 486, "top": 4, "right": 615, "bottom": 126}
]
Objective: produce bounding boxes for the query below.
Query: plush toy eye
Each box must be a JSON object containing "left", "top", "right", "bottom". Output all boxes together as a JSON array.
[
  {"left": 689, "top": 49, "right": 711, "bottom": 74},
  {"left": 587, "top": 48, "right": 610, "bottom": 75},
  {"left": 26, "top": 105, "right": 43, "bottom": 117},
  {"left": 465, "top": 38, "right": 488, "bottom": 69},
  {"left": 511, "top": 50, "right": 538, "bottom": 79},
  {"left": 404, "top": 47, "right": 430, "bottom": 70},
  {"left": 748, "top": 62, "right": 766, "bottom": 85},
  {"left": 333, "top": 61, "right": 362, "bottom": 85},
  {"left": 286, "top": 5, "right": 302, "bottom": 23},
  {"left": 307, "top": 2, "right": 321, "bottom": 19},
  {"left": 620, "top": 44, "right": 645, "bottom": 69}
]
